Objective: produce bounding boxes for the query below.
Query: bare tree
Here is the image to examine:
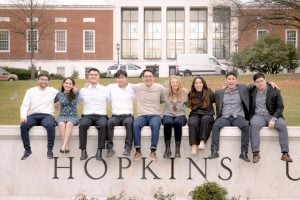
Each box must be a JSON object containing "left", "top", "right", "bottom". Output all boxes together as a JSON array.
[
  {"left": 231, "top": 0, "right": 300, "bottom": 36},
  {"left": 4, "top": 0, "right": 53, "bottom": 79}
]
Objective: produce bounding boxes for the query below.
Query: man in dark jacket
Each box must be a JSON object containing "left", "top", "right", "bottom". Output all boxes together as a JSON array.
[
  {"left": 249, "top": 72, "right": 292, "bottom": 163},
  {"left": 208, "top": 71, "right": 250, "bottom": 162}
]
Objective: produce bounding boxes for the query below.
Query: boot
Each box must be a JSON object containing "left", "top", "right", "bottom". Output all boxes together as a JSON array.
[
  {"left": 163, "top": 140, "right": 171, "bottom": 158},
  {"left": 80, "top": 149, "right": 88, "bottom": 160},
  {"left": 175, "top": 141, "right": 181, "bottom": 158},
  {"left": 96, "top": 148, "right": 103, "bottom": 161}
]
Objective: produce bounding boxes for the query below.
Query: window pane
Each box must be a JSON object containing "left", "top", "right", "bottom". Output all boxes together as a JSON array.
[
  {"left": 122, "top": 9, "right": 139, "bottom": 59},
  {"left": 0, "top": 30, "right": 9, "bottom": 51},
  {"left": 84, "top": 30, "right": 94, "bottom": 52},
  {"left": 55, "top": 30, "right": 66, "bottom": 52}
]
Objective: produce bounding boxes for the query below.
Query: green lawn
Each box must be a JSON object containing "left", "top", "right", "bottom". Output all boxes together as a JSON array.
[{"left": 0, "top": 73, "right": 299, "bottom": 125}]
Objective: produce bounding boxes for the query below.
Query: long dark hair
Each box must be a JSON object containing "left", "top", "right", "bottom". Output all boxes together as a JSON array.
[
  {"left": 189, "top": 76, "right": 210, "bottom": 110},
  {"left": 61, "top": 77, "right": 76, "bottom": 101}
]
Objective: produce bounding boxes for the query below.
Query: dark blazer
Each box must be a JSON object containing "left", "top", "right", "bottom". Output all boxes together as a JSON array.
[
  {"left": 215, "top": 84, "right": 250, "bottom": 120},
  {"left": 249, "top": 83, "right": 284, "bottom": 119}
]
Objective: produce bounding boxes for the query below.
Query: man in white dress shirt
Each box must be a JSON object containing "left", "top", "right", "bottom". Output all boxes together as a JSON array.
[
  {"left": 107, "top": 70, "right": 135, "bottom": 157},
  {"left": 20, "top": 72, "right": 58, "bottom": 160},
  {"left": 78, "top": 68, "right": 108, "bottom": 161}
]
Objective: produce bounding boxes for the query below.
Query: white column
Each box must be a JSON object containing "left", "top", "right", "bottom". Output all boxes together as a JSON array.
[
  {"left": 207, "top": 5, "right": 213, "bottom": 55},
  {"left": 114, "top": 6, "right": 121, "bottom": 63},
  {"left": 138, "top": 6, "right": 144, "bottom": 60},
  {"left": 184, "top": 6, "right": 190, "bottom": 54},
  {"left": 161, "top": 6, "right": 167, "bottom": 60}
]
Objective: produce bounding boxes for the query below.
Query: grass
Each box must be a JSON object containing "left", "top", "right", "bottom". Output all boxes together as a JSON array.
[{"left": 0, "top": 73, "right": 299, "bottom": 125}]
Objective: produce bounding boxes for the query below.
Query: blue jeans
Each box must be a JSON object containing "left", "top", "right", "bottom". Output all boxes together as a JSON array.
[
  {"left": 133, "top": 115, "right": 161, "bottom": 150},
  {"left": 20, "top": 113, "right": 56, "bottom": 152}
]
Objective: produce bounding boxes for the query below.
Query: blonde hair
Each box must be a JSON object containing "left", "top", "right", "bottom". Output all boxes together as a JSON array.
[{"left": 168, "top": 76, "right": 185, "bottom": 103}]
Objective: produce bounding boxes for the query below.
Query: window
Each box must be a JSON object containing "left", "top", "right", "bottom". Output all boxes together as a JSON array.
[
  {"left": 286, "top": 30, "right": 297, "bottom": 48},
  {"left": 55, "top": 30, "right": 67, "bottom": 52},
  {"left": 122, "top": 8, "right": 139, "bottom": 59},
  {"left": 213, "top": 7, "right": 230, "bottom": 59},
  {"left": 257, "top": 29, "right": 268, "bottom": 40},
  {"left": 26, "top": 29, "right": 38, "bottom": 52},
  {"left": 83, "top": 30, "right": 95, "bottom": 52},
  {"left": 55, "top": 17, "right": 67, "bottom": 23},
  {"left": 144, "top": 9, "right": 161, "bottom": 59},
  {"left": 85, "top": 67, "right": 93, "bottom": 78},
  {"left": 190, "top": 8, "right": 207, "bottom": 54},
  {"left": 0, "top": 30, "right": 9, "bottom": 52},
  {"left": 167, "top": 8, "right": 185, "bottom": 59},
  {"left": 57, "top": 67, "right": 65, "bottom": 77}
]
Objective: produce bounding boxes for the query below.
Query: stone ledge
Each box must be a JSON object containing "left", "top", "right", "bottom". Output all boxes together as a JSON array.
[{"left": 0, "top": 125, "right": 299, "bottom": 138}]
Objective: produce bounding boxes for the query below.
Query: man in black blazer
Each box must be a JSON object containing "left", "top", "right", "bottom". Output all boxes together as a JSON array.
[
  {"left": 208, "top": 71, "right": 250, "bottom": 162},
  {"left": 249, "top": 72, "right": 292, "bottom": 163}
]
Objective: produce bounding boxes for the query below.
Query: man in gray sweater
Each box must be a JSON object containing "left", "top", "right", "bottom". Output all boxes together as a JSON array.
[{"left": 132, "top": 69, "right": 165, "bottom": 161}]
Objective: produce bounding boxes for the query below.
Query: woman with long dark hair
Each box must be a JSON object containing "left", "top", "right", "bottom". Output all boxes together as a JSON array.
[
  {"left": 55, "top": 77, "right": 78, "bottom": 153},
  {"left": 188, "top": 76, "right": 215, "bottom": 155}
]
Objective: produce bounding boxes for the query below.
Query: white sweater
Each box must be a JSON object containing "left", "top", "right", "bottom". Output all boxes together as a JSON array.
[{"left": 20, "top": 86, "right": 58, "bottom": 119}]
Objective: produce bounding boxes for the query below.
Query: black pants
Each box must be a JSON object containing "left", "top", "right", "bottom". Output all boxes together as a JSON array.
[
  {"left": 79, "top": 114, "right": 107, "bottom": 149},
  {"left": 107, "top": 114, "right": 134, "bottom": 150},
  {"left": 211, "top": 116, "right": 249, "bottom": 152},
  {"left": 188, "top": 114, "right": 214, "bottom": 145}
]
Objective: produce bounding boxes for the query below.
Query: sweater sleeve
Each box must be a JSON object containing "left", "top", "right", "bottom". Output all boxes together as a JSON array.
[{"left": 20, "top": 89, "right": 31, "bottom": 119}]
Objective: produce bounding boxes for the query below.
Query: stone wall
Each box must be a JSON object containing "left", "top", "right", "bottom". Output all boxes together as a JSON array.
[{"left": 0, "top": 125, "right": 300, "bottom": 200}]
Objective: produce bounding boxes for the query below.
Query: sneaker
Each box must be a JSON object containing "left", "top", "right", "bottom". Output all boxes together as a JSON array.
[
  {"left": 106, "top": 149, "right": 116, "bottom": 157},
  {"left": 133, "top": 151, "right": 142, "bottom": 161},
  {"left": 281, "top": 153, "right": 293, "bottom": 162},
  {"left": 21, "top": 151, "right": 32, "bottom": 160},
  {"left": 149, "top": 152, "right": 158, "bottom": 161},
  {"left": 47, "top": 151, "right": 54, "bottom": 159},
  {"left": 123, "top": 149, "right": 131, "bottom": 157},
  {"left": 253, "top": 152, "right": 261, "bottom": 163},
  {"left": 191, "top": 145, "right": 197, "bottom": 155},
  {"left": 198, "top": 141, "right": 205, "bottom": 150}
]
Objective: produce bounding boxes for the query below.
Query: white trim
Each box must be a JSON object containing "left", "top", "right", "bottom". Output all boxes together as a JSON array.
[
  {"left": 285, "top": 29, "right": 297, "bottom": 48},
  {"left": 55, "top": 17, "right": 67, "bottom": 23},
  {"left": 55, "top": 30, "right": 67, "bottom": 53},
  {"left": 83, "top": 17, "right": 95, "bottom": 23},
  {"left": 26, "top": 17, "right": 39, "bottom": 23},
  {"left": 83, "top": 30, "right": 95, "bottom": 53},
  {"left": 0, "top": 29, "right": 10, "bottom": 52},
  {"left": 0, "top": 17, "right": 10, "bottom": 22}
]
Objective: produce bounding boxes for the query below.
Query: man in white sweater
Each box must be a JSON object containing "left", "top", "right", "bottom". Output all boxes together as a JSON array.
[
  {"left": 132, "top": 69, "right": 165, "bottom": 161},
  {"left": 20, "top": 73, "right": 58, "bottom": 160}
]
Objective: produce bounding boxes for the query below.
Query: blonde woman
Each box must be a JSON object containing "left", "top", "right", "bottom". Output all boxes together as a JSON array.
[{"left": 162, "top": 76, "right": 188, "bottom": 158}]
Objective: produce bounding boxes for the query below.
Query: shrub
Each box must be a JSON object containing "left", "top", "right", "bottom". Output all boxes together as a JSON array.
[
  {"left": 153, "top": 187, "right": 175, "bottom": 200},
  {"left": 50, "top": 73, "right": 64, "bottom": 80},
  {"left": 3, "top": 67, "right": 37, "bottom": 80},
  {"left": 189, "top": 182, "right": 227, "bottom": 200},
  {"left": 100, "top": 72, "right": 107, "bottom": 78}
]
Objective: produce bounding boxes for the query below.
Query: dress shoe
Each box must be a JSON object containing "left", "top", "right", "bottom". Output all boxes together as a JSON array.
[
  {"left": 150, "top": 152, "right": 158, "bottom": 161},
  {"left": 122, "top": 148, "right": 131, "bottom": 156},
  {"left": 239, "top": 152, "right": 250, "bottom": 162},
  {"left": 59, "top": 149, "right": 64, "bottom": 154},
  {"left": 253, "top": 152, "right": 261, "bottom": 163},
  {"left": 191, "top": 145, "right": 197, "bottom": 155},
  {"left": 106, "top": 149, "right": 116, "bottom": 157},
  {"left": 198, "top": 140, "right": 205, "bottom": 150},
  {"left": 47, "top": 151, "right": 54, "bottom": 159},
  {"left": 65, "top": 149, "right": 70, "bottom": 154},
  {"left": 281, "top": 153, "right": 293, "bottom": 162},
  {"left": 21, "top": 150, "right": 32, "bottom": 160},
  {"left": 133, "top": 151, "right": 142, "bottom": 161},
  {"left": 96, "top": 149, "right": 103, "bottom": 161},
  {"left": 80, "top": 149, "right": 88, "bottom": 160},
  {"left": 207, "top": 150, "right": 219, "bottom": 159}
]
